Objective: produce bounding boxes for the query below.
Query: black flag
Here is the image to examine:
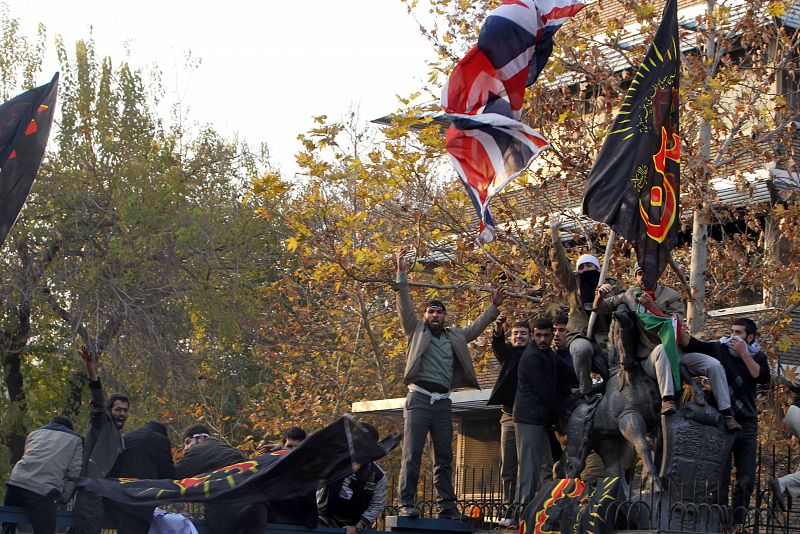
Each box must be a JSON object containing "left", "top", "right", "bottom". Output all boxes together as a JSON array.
[
  {"left": 0, "top": 73, "right": 59, "bottom": 248},
  {"left": 76, "top": 415, "right": 400, "bottom": 506},
  {"left": 583, "top": 0, "right": 679, "bottom": 290}
]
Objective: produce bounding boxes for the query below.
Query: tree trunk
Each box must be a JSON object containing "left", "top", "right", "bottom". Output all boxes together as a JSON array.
[
  {"left": 687, "top": 0, "right": 716, "bottom": 334},
  {"left": 355, "top": 289, "right": 389, "bottom": 399}
]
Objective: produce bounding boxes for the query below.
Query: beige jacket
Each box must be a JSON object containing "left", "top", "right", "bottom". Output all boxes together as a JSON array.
[
  {"left": 600, "top": 284, "right": 684, "bottom": 360},
  {"left": 550, "top": 238, "right": 623, "bottom": 350},
  {"left": 395, "top": 279, "right": 498, "bottom": 390},
  {"left": 8, "top": 423, "right": 83, "bottom": 501}
]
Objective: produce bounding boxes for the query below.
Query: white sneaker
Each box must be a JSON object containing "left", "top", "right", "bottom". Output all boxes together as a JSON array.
[{"left": 499, "top": 518, "right": 516, "bottom": 528}]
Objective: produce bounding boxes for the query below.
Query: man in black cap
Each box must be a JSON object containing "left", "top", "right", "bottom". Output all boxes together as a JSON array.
[{"left": 394, "top": 249, "right": 506, "bottom": 519}]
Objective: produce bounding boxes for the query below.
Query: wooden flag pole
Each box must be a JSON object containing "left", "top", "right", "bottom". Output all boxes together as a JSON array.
[{"left": 586, "top": 229, "right": 617, "bottom": 339}]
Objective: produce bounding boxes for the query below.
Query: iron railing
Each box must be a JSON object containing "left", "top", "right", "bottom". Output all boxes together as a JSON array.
[{"left": 377, "top": 440, "right": 800, "bottom": 533}]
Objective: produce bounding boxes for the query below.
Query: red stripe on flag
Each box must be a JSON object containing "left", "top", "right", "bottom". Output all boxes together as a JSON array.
[
  {"left": 504, "top": 69, "right": 530, "bottom": 112},
  {"left": 444, "top": 48, "right": 502, "bottom": 115},
  {"left": 522, "top": 130, "right": 549, "bottom": 148},
  {"left": 543, "top": 4, "right": 585, "bottom": 22},
  {"left": 446, "top": 128, "right": 494, "bottom": 205}
]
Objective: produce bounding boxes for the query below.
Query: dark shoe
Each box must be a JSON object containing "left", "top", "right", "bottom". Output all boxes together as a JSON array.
[
  {"left": 398, "top": 505, "right": 420, "bottom": 518},
  {"left": 661, "top": 399, "right": 677, "bottom": 416},
  {"left": 436, "top": 508, "right": 461, "bottom": 520},
  {"left": 724, "top": 415, "right": 742, "bottom": 432},
  {"left": 769, "top": 477, "right": 787, "bottom": 512}
]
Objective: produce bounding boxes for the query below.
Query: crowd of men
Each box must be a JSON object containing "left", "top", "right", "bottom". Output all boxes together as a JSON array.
[
  {"left": 3, "top": 346, "right": 386, "bottom": 534},
  {"left": 0, "top": 220, "right": 789, "bottom": 534},
  {"left": 393, "top": 213, "right": 775, "bottom": 527}
]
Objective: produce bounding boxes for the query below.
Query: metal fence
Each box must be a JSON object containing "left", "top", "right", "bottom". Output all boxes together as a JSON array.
[{"left": 377, "top": 441, "right": 800, "bottom": 533}]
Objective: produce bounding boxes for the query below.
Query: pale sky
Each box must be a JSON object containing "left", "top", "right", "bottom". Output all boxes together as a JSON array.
[{"left": 4, "top": 0, "right": 437, "bottom": 176}]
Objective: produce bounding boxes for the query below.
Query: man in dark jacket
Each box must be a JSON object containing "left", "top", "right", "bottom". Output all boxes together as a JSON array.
[
  {"left": 394, "top": 249, "right": 505, "bottom": 518},
  {"left": 317, "top": 423, "right": 386, "bottom": 533},
  {"left": 175, "top": 424, "right": 267, "bottom": 534},
  {"left": 514, "top": 318, "right": 575, "bottom": 506},
  {"left": 488, "top": 315, "right": 529, "bottom": 524},
  {"left": 3, "top": 416, "right": 82, "bottom": 534},
  {"left": 552, "top": 314, "right": 579, "bottom": 390},
  {"left": 266, "top": 427, "right": 317, "bottom": 527},
  {"left": 105, "top": 421, "right": 175, "bottom": 533},
  {"left": 679, "top": 317, "right": 770, "bottom": 523},
  {"left": 73, "top": 346, "right": 127, "bottom": 534}
]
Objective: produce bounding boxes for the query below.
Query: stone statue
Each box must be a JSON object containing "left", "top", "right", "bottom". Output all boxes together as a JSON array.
[{"left": 564, "top": 304, "right": 663, "bottom": 493}]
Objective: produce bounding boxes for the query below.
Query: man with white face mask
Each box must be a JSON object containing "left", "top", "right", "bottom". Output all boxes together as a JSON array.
[{"left": 678, "top": 317, "right": 770, "bottom": 524}]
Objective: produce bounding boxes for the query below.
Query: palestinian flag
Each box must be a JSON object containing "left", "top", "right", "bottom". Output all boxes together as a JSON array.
[
  {"left": 637, "top": 303, "right": 681, "bottom": 389},
  {"left": 583, "top": 0, "right": 680, "bottom": 290}
]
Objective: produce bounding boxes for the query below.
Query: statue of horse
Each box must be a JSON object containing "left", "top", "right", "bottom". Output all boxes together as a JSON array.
[{"left": 563, "top": 304, "right": 664, "bottom": 493}]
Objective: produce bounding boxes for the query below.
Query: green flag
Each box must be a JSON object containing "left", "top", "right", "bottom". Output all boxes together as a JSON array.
[{"left": 636, "top": 308, "right": 681, "bottom": 389}]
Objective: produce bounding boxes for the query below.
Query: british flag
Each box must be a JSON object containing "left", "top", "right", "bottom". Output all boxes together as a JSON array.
[{"left": 442, "top": 0, "right": 584, "bottom": 242}]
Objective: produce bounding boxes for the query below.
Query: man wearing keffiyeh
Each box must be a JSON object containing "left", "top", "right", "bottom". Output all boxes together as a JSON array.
[{"left": 678, "top": 317, "right": 770, "bottom": 525}]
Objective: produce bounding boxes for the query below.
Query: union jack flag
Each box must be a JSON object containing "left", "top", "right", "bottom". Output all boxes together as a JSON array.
[{"left": 442, "top": 0, "right": 584, "bottom": 242}]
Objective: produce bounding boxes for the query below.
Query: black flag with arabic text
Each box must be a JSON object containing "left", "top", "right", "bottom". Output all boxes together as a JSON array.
[
  {"left": 0, "top": 73, "right": 58, "bottom": 248},
  {"left": 582, "top": 0, "right": 680, "bottom": 290},
  {"left": 76, "top": 414, "right": 400, "bottom": 506}
]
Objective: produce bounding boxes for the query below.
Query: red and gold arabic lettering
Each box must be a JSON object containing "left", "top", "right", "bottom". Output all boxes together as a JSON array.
[{"left": 639, "top": 126, "right": 680, "bottom": 243}]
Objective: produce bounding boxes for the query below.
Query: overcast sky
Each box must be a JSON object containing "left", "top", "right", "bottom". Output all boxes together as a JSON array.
[{"left": 4, "top": 0, "right": 437, "bottom": 176}]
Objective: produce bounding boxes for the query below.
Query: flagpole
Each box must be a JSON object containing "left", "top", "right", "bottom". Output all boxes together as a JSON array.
[{"left": 586, "top": 229, "right": 616, "bottom": 339}]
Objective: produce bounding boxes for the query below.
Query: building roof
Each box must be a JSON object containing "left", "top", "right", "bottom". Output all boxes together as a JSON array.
[{"left": 351, "top": 389, "right": 499, "bottom": 418}]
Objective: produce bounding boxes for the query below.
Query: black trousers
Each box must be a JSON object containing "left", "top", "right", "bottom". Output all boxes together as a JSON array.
[
  {"left": 2, "top": 484, "right": 58, "bottom": 534},
  {"left": 104, "top": 500, "right": 154, "bottom": 534},
  {"left": 207, "top": 502, "right": 268, "bottom": 534},
  {"left": 398, "top": 391, "right": 456, "bottom": 510},
  {"left": 720, "top": 418, "right": 758, "bottom": 524}
]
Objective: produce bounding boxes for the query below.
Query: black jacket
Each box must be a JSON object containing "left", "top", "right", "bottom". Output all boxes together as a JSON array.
[
  {"left": 513, "top": 344, "right": 574, "bottom": 426},
  {"left": 487, "top": 332, "right": 525, "bottom": 412},
  {"left": 82, "top": 379, "right": 124, "bottom": 479},
  {"left": 685, "top": 336, "right": 770, "bottom": 422},
  {"left": 110, "top": 422, "right": 175, "bottom": 480},
  {"left": 174, "top": 438, "right": 264, "bottom": 534},
  {"left": 174, "top": 437, "right": 245, "bottom": 478}
]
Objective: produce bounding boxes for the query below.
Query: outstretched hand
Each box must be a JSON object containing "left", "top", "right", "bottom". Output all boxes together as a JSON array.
[
  {"left": 549, "top": 215, "right": 562, "bottom": 243},
  {"left": 80, "top": 345, "right": 98, "bottom": 381},
  {"left": 495, "top": 314, "right": 506, "bottom": 334},
  {"left": 491, "top": 286, "right": 507, "bottom": 306},
  {"left": 396, "top": 249, "right": 412, "bottom": 273}
]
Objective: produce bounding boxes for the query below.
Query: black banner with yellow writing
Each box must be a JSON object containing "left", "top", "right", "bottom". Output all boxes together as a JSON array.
[
  {"left": 583, "top": 0, "right": 680, "bottom": 290},
  {"left": 77, "top": 415, "right": 399, "bottom": 506},
  {"left": 0, "top": 73, "right": 58, "bottom": 248}
]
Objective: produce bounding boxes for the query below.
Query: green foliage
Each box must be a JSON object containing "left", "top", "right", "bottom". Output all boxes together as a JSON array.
[{"left": 0, "top": 9, "right": 287, "bottom": 461}]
